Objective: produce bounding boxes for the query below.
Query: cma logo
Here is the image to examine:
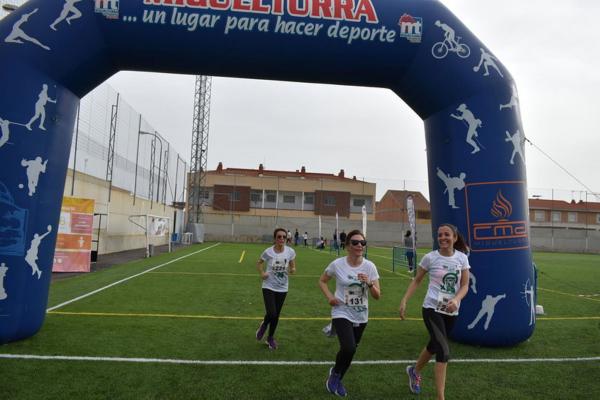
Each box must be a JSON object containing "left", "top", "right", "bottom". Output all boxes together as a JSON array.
[{"left": 470, "top": 189, "right": 528, "bottom": 251}]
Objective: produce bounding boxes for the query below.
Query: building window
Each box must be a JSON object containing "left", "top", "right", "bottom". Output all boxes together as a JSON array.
[
  {"left": 353, "top": 198, "right": 365, "bottom": 207},
  {"left": 551, "top": 211, "right": 561, "bottom": 223},
  {"left": 597, "top": 214, "right": 600, "bottom": 224},
  {"left": 250, "top": 191, "right": 262, "bottom": 203},
  {"left": 568, "top": 212, "right": 577, "bottom": 223},
  {"left": 265, "top": 191, "right": 276, "bottom": 203},
  {"left": 231, "top": 191, "right": 240, "bottom": 202},
  {"left": 534, "top": 210, "right": 545, "bottom": 222},
  {"left": 325, "top": 195, "right": 336, "bottom": 206},
  {"left": 283, "top": 195, "right": 295, "bottom": 204},
  {"left": 304, "top": 193, "right": 314, "bottom": 204},
  {"left": 417, "top": 210, "right": 431, "bottom": 219}
]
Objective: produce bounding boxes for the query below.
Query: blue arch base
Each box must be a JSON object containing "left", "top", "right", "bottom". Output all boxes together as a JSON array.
[{"left": 0, "top": 0, "right": 534, "bottom": 346}]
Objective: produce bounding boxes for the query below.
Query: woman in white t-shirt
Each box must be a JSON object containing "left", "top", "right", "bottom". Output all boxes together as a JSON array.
[
  {"left": 399, "top": 223, "right": 470, "bottom": 400},
  {"left": 255, "top": 228, "right": 296, "bottom": 350},
  {"left": 319, "top": 230, "right": 380, "bottom": 397}
]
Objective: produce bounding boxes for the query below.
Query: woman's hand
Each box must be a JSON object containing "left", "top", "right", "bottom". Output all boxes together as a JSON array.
[
  {"left": 399, "top": 301, "right": 407, "bottom": 320},
  {"left": 260, "top": 272, "right": 269, "bottom": 280},
  {"left": 328, "top": 296, "right": 341, "bottom": 306},
  {"left": 446, "top": 298, "right": 459, "bottom": 313}
]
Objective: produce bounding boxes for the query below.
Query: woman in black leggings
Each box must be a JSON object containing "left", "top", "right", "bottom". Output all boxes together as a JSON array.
[
  {"left": 256, "top": 228, "right": 296, "bottom": 350},
  {"left": 318, "top": 230, "right": 380, "bottom": 397},
  {"left": 399, "top": 223, "right": 470, "bottom": 400}
]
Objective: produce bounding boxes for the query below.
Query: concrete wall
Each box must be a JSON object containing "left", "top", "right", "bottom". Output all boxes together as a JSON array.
[
  {"left": 65, "top": 170, "right": 176, "bottom": 254},
  {"left": 202, "top": 213, "right": 600, "bottom": 254}
]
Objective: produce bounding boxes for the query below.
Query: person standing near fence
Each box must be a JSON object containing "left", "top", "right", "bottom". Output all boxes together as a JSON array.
[
  {"left": 319, "top": 229, "right": 380, "bottom": 397},
  {"left": 256, "top": 228, "right": 296, "bottom": 350},
  {"left": 398, "top": 223, "right": 470, "bottom": 400},
  {"left": 404, "top": 230, "right": 415, "bottom": 272}
]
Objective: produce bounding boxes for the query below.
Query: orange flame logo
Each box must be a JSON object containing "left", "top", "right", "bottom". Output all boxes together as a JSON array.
[{"left": 490, "top": 190, "right": 512, "bottom": 220}]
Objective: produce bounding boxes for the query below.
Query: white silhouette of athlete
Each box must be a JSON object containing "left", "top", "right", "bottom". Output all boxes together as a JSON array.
[
  {"left": 78, "top": 236, "right": 85, "bottom": 248},
  {"left": 25, "top": 225, "right": 52, "bottom": 280},
  {"left": 4, "top": 8, "right": 50, "bottom": 51},
  {"left": 25, "top": 84, "right": 57, "bottom": 131},
  {"left": 21, "top": 156, "right": 48, "bottom": 196},
  {"left": 436, "top": 167, "right": 466, "bottom": 209},
  {"left": 500, "top": 85, "right": 519, "bottom": 110},
  {"left": 50, "top": 0, "right": 83, "bottom": 31},
  {"left": 434, "top": 20, "right": 457, "bottom": 49},
  {"left": 521, "top": 280, "right": 535, "bottom": 326},
  {"left": 469, "top": 271, "right": 477, "bottom": 294},
  {"left": 467, "top": 293, "right": 506, "bottom": 330},
  {"left": 473, "top": 47, "right": 503, "bottom": 77},
  {"left": 450, "top": 103, "right": 483, "bottom": 154},
  {"left": 505, "top": 130, "right": 526, "bottom": 165},
  {"left": 0, "top": 262, "right": 8, "bottom": 300}
]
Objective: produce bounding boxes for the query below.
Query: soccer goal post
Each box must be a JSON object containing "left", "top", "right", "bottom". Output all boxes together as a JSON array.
[{"left": 128, "top": 214, "right": 172, "bottom": 258}]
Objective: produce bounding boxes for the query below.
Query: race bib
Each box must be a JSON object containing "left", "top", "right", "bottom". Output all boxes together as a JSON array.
[
  {"left": 435, "top": 291, "right": 457, "bottom": 316},
  {"left": 344, "top": 286, "right": 367, "bottom": 308}
]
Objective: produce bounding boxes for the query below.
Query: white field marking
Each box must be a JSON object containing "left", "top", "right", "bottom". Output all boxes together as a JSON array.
[
  {"left": 539, "top": 287, "right": 600, "bottom": 303},
  {"left": 46, "top": 243, "right": 222, "bottom": 312},
  {"left": 0, "top": 354, "right": 598, "bottom": 365},
  {"left": 238, "top": 250, "right": 245, "bottom": 263}
]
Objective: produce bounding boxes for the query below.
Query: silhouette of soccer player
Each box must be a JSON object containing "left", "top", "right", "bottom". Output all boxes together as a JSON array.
[
  {"left": 505, "top": 129, "right": 526, "bottom": 165},
  {"left": 450, "top": 103, "right": 483, "bottom": 154}
]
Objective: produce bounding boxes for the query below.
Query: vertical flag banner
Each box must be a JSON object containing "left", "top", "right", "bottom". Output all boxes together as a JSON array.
[
  {"left": 52, "top": 197, "right": 94, "bottom": 273},
  {"left": 406, "top": 195, "right": 416, "bottom": 251},
  {"left": 362, "top": 205, "right": 367, "bottom": 237},
  {"left": 318, "top": 215, "right": 322, "bottom": 239}
]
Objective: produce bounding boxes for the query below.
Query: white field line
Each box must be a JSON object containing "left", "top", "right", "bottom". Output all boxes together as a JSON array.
[
  {"left": 46, "top": 243, "right": 222, "bottom": 312},
  {"left": 0, "top": 353, "right": 598, "bottom": 365}
]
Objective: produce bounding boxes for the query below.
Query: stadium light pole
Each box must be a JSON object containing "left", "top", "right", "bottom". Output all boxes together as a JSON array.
[{"left": 138, "top": 130, "right": 163, "bottom": 209}]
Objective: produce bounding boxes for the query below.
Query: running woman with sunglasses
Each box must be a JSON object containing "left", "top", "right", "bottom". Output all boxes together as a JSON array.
[
  {"left": 255, "top": 228, "right": 296, "bottom": 350},
  {"left": 319, "top": 229, "right": 380, "bottom": 397},
  {"left": 399, "top": 223, "right": 470, "bottom": 400}
]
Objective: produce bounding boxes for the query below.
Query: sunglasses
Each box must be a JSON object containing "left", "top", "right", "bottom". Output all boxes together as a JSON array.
[
  {"left": 276, "top": 235, "right": 286, "bottom": 239},
  {"left": 350, "top": 240, "right": 367, "bottom": 246}
]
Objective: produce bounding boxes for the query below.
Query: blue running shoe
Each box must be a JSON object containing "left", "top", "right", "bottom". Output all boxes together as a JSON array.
[
  {"left": 255, "top": 322, "right": 267, "bottom": 341},
  {"left": 406, "top": 365, "right": 421, "bottom": 394},
  {"left": 326, "top": 367, "right": 340, "bottom": 394},
  {"left": 335, "top": 379, "right": 348, "bottom": 397},
  {"left": 266, "top": 336, "right": 278, "bottom": 350}
]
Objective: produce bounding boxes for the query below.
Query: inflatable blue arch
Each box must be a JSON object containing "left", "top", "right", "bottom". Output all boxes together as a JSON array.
[{"left": 0, "top": 0, "right": 535, "bottom": 346}]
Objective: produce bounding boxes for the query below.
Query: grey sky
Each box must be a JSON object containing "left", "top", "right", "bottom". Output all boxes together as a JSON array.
[{"left": 106, "top": 0, "right": 600, "bottom": 201}]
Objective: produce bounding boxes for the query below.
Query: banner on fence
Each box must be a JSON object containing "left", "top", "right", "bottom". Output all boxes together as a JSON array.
[{"left": 52, "top": 197, "right": 95, "bottom": 273}]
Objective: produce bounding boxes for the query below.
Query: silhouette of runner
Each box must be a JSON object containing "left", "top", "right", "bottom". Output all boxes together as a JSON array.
[{"left": 50, "top": 0, "right": 83, "bottom": 31}]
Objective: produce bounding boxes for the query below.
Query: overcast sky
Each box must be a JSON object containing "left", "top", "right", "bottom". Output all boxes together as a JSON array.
[{"left": 106, "top": 0, "right": 600, "bottom": 202}]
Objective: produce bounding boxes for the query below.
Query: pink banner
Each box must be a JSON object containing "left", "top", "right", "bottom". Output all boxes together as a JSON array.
[{"left": 53, "top": 197, "right": 95, "bottom": 273}]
